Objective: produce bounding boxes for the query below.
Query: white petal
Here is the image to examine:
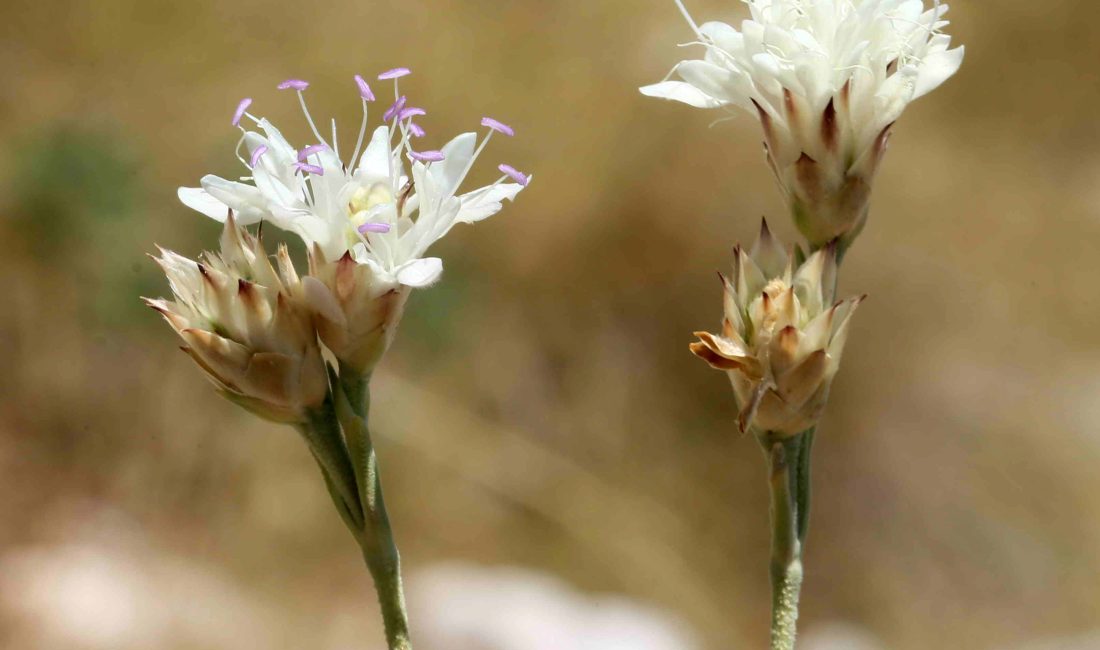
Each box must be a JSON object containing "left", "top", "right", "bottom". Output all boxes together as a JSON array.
[
  {"left": 700, "top": 21, "right": 743, "bottom": 54},
  {"left": 394, "top": 257, "right": 443, "bottom": 288},
  {"left": 435, "top": 132, "right": 477, "bottom": 195},
  {"left": 198, "top": 175, "right": 269, "bottom": 223},
  {"left": 356, "top": 126, "right": 392, "bottom": 180},
  {"left": 913, "top": 46, "right": 965, "bottom": 100},
  {"left": 456, "top": 182, "right": 525, "bottom": 224},
  {"left": 178, "top": 187, "right": 232, "bottom": 221},
  {"left": 639, "top": 81, "right": 727, "bottom": 109}
]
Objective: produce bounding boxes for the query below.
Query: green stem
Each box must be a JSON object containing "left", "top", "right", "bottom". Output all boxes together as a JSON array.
[
  {"left": 762, "top": 434, "right": 803, "bottom": 650},
  {"left": 795, "top": 428, "right": 815, "bottom": 543},
  {"left": 334, "top": 367, "right": 413, "bottom": 650}
]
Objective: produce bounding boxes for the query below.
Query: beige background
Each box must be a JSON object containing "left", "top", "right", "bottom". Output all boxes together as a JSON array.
[{"left": 1, "top": 1, "right": 1099, "bottom": 648}]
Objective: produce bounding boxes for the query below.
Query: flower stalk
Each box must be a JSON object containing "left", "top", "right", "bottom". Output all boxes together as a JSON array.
[
  {"left": 338, "top": 371, "right": 413, "bottom": 650},
  {"left": 761, "top": 431, "right": 807, "bottom": 650}
]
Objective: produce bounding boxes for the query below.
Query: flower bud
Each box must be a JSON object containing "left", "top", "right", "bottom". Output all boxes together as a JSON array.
[
  {"left": 303, "top": 246, "right": 411, "bottom": 376},
  {"left": 145, "top": 216, "right": 327, "bottom": 423},
  {"left": 690, "top": 220, "right": 863, "bottom": 437}
]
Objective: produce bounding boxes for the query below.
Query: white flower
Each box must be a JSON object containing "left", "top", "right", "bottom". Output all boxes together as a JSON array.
[
  {"left": 641, "top": 1, "right": 964, "bottom": 247},
  {"left": 179, "top": 71, "right": 530, "bottom": 290}
]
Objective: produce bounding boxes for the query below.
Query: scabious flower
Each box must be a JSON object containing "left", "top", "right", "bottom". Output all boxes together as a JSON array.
[
  {"left": 641, "top": 1, "right": 964, "bottom": 249},
  {"left": 144, "top": 217, "right": 327, "bottom": 423},
  {"left": 690, "top": 220, "right": 862, "bottom": 436},
  {"left": 179, "top": 70, "right": 531, "bottom": 290}
]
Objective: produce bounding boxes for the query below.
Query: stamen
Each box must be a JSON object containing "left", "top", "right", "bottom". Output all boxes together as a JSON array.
[
  {"left": 298, "top": 144, "right": 328, "bottom": 161},
  {"left": 354, "top": 74, "right": 376, "bottom": 101},
  {"left": 673, "top": 0, "right": 704, "bottom": 40},
  {"left": 498, "top": 164, "right": 530, "bottom": 186},
  {"left": 481, "top": 117, "right": 515, "bottom": 137},
  {"left": 408, "top": 123, "right": 426, "bottom": 138},
  {"left": 378, "top": 68, "right": 411, "bottom": 80},
  {"left": 293, "top": 88, "right": 328, "bottom": 149},
  {"left": 399, "top": 107, "right": 426, "bottom": 120},
  {"left": 331, "top": 118, "right": 340, "bottom": 161},
  {"left": 358, "top": 222, "right": 392, "bottom": 234},
  {"left": 383, "top": 96, "right": 408, "bottom": 122},
  {"left": 410, "top": 150, "right": 445, "bottom": 163},
  {"left": 277, "top": 79, "right": 310, "bottom": 91},
  {"left": 294, "top": 162, "right": 325, "bottom": 176},
  {"left": 232, "top": 98, "right": 253, "bottom": 127},
  {"left": 249, "top": 145, "right": 268, "bottom": 168}
]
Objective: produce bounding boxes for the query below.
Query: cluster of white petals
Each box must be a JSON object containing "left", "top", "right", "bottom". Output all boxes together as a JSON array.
[
  {"left": 179, "top": 72, "right": 530, "bottom": 290},
  {"left": 642, "top": 0, "right": 964, "bottom": 245},
  {"left": 643, "top": 0, "right": 963, "bottom": 154}
]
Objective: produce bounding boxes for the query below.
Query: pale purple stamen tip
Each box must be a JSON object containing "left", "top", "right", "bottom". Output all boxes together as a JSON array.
[
  {"left": 482, "top": 117, "right": 515, "bottom": 137},
  {"left": 398, "top": 107, "right": 426, "bottom": 120},
  {"left": 232, "top": 98, "right": 252, "bottom": 127},
  {"left": 410, "top": 150, "right": 445, "bottom": 163},
  {"left": 378, "top": 67, "right": 411, "bottom": 80},
  {"left": 353, "top": 74, "right": 376, "bottom": 102},
  {"left": 499, "top": 164, "right": 529, "bottom": 186},
  {"left": 294, "top": 162, "right": 324, "bottom": 176},
  {"left": 298, "top": 144, "right": 327, "bottom": 161},
  {"left": 277, "top": 79, "right": 309, "bottom": 91},
  {"left": 383, "top": 96, "right": 408, "bottom": 122},
  {"left": 249, "top": 145, "right": 268, "bottom": 168},
  {"left": 358, "top": 222, "right": 392, "bottom": 234},
  {"left": 408, "top": 123, "right": 426, "bottom": 138}
]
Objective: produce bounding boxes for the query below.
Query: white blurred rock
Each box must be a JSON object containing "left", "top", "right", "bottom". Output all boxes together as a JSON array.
[
  {"left": 407, "top": 562, "right": 700, "bottom": 650},
  {"left": 0, "top": 508, "right": 279, "bottom": 650},
  {"left": 800, "top": 622, "right": 885, "bottom": 650}
]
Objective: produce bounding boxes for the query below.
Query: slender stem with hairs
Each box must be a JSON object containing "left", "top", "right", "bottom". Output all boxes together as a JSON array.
[
  {"left": 336, "top": 363, "right": 413, "bottom": 650},
  {"left": 761, "top": 433, "right": 804, "bottom": 650}
]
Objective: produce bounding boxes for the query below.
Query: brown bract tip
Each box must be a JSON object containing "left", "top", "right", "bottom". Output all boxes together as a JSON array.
[
  {"left": 821, "top": 98, "right": 838, "bottom": 151},
  {"left": 759, "top": 216, "right": 773, "bottom": 242},
  {"left": 782, "top": 88, "right": 797, "bottom": 121}
]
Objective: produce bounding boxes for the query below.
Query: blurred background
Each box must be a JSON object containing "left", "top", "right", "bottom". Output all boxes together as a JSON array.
[{"left": 2, "top": 0, "right": 1099, "bottom": 648}]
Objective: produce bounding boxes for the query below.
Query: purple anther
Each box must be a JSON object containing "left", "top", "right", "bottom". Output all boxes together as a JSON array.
[
  {"left": 249, "top": 145, "right": 268, "bottom": 168},
  {"left": 357, "top": 222, "right": 392, "bottom": 234},
  {"left": 277, "top": 79, "right": 310, "bottom": 91},
  {"left": 481, "top": 117, "right": 515, "bottom": 137},
  {"left": 232, "top": 98, "right": 252, "bottom": 127},
  {"left": 383, "top": 96, "right": 408, "bottom": 122},
  {"left": 408, "top": 123, "right": 426, "bottom": 138},
  {"left": 378, "top": 68, "right": 411, "bottom": 80},
  {"left": 294, "top": 162, "right": 325, "bottom": 176},
  {"left": 499, "top": 164, "right": 529, "bottom": 186},
  {"left": 354, "top": 74, "right": 376, "bottom": 101},
  {"left": 297, "top": 144, "right": 328, "bottom": 161},
  {"left": 410, "top": 150, "right": 446, "bottom": 163},
  {"left": 398, "top": 107, "right": 426, "bottom": 120}
]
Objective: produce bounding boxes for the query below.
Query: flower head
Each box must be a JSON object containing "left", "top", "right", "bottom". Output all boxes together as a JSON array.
[
  {"left": 144, "top": 217, "right": 327, "bottom": 423},
  {"left": 641, "top": 1, "right": 964, "bottom": 248},
  {"left": 179, "top": 71, "right": 530, "bottom": 291},
  {"left": 690, "top": 220, "right": 863, "bottom": 436},
  {"left": 303, "top": 245, "right": 412, "bottom": 375}
]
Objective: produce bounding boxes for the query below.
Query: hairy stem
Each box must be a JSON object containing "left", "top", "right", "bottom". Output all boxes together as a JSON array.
[
  {"left": 763, "top": 435, "right": 804, "bottom": 650},
  {"left": 334, "top": 367, "right": 413, "bottom": 650}
]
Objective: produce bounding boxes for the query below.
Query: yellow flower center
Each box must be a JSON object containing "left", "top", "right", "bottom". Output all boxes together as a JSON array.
[{"left": 347, "top": 184, "right": 394, "bottom": 244}]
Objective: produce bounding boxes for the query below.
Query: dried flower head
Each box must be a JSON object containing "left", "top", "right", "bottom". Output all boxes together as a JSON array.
[
  {"left": 145, "top": 217, "right": 327, "bottom": 423},
  {"left": 642, "top": 1, "right": 964, "bottom": 248},
  {"left": 303, "top": 246, "right": 411, "bottom": 375},
  {"left": 690, "top": 220, "right": 863, "bottom": 436}
]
